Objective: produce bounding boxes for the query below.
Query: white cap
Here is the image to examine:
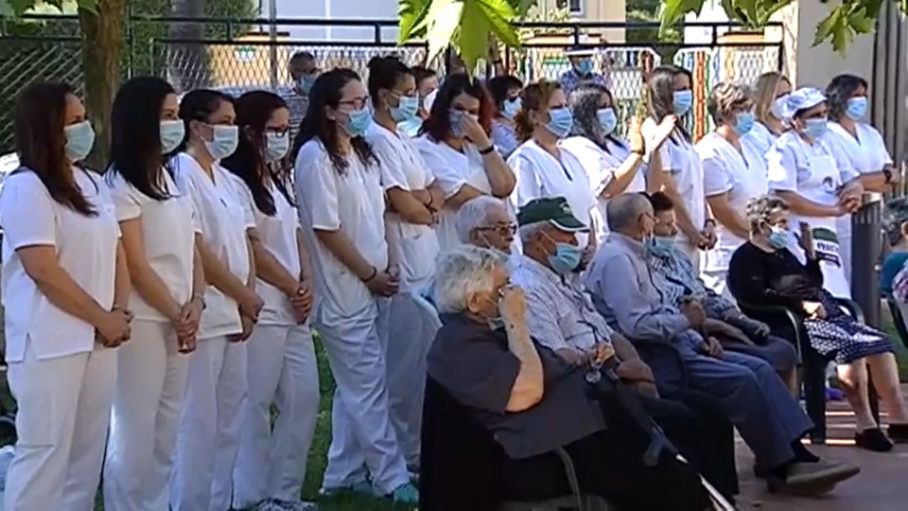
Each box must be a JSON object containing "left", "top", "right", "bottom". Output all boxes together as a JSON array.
[{"left": 780, "top": 87, "right": 826, "bottom": 121}]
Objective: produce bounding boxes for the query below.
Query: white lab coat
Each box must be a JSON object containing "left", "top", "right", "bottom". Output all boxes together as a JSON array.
[
  {"left": 561, "top": 136, "right": 641, "bottom": 244},
  {"left": 824, "top": 121, "right": 893, "bottom": 283},
  {"left": 0, "top": 168, "right": 119, "bottom": 511},
  {"left": 230, "top": 177, "right": 320, "bottom": 508},
  {"left": 103, "top": 169, "right": 198, "bottom": 511},
  {"left": 365, "top": 123, "right": 439, "bottom": 468},
  {"left": 696, "top": 132, "right": 769, "bottom": 298},
  {"left": 169, "top": 153, "right": 252, "bottom": 511},
  {"left": 643, "top": 119, "right": 706, "bottom": 265},
  {"left": 744, "top": 121, "right": 779, "bottom": 159},
  {"left": 294, "top": 140, "right": 409, "bottom": 495},
  {"left": 508, "top": 139, "right": 598, "bottom": 248},
  {"left": 766, "top": 132, "right": 860, "bottom": 299}
]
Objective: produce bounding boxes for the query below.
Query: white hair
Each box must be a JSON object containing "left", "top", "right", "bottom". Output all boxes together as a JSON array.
[
  {"left": 455, "top": 196, "right": 509, "bottom": 243},
  {"left": 433, "top": 245, "right": 507, "bottom": 314},
  {"left": 607, "top": 193, "right": 650, "bottom": 231},
  {"left": 518, "top": 220, "right": 549, "bottom": 245}
]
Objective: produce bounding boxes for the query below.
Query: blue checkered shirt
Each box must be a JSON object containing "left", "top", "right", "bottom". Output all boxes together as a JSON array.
[
  {"left": 509, "top": 255, "right": 614, "bottom": 354},
  {"left": 645, "top": 245, "right": 738, "bottom": 319}
]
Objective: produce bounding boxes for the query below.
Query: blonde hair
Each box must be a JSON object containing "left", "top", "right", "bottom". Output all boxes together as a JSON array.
[
  {"left": 514, "top": 79, "right": 562, "bottom": 143},
  {"left": 753, "top": 71, "right": 790, "bottom": 125}
]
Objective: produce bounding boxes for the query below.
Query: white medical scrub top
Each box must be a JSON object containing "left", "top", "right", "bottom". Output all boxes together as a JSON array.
[
  {"left": 697, "top": 132, "right": 769, "bottom": 274},
  {"left": 0, "top": 167, "right": 120, "bottom": 362},
  {"left": 643, "top": 119, "right": 706, "bottom": 255},
  {"left": 172, "top": 152, "right": 253, "bottom": 339},
  {"left": 824, "top": 121, "right": 893, "bottom": 281},
  {"left": 509, "top": 139, "right": 598, "bottom": 248},
  {"left": 107, "top": 169, "right": 199, "bottom": 323},
  {"left": 744, "top": 121, "right": 779, "bottom": 159},
  {"left": 294, "top": 139, "right": 389, "bottom": 327},
  {"left": 415, "top": 135, "right": 509, "bottom": 252},
  {"left": 561, "top": 136, "right": 640, "bottom": 243},
  {"left": 766, "top": 131, "right": 860, "bottom": 299},
  {"left": 230, "top": 174, "right": 302, "bottom": 327},
  {"left": 367, "top": 123, "right": 440, "bottom": 290}
]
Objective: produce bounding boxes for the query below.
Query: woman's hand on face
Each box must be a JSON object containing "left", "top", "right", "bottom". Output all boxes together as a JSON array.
[{"left": 461, "top": 115, "right": 490, "bottom": 147}]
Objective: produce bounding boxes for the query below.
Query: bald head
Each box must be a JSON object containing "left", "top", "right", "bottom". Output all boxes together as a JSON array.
[{"left": 607, "top": 193, "right": 653, "bottom": 239}]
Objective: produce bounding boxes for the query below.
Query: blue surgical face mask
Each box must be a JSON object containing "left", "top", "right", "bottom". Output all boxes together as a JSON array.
[
  {"left": 204, "top": 125, "right": 239, "bottom": 160},
  {"left": 845, "top": 96, "right": 867, "bottom": 121},
  {"left": 803, "top": 118, "right": 828, "bottom": 139},
  {"left": 597, "top": 107, "right": 618, "bottom": 135},
  {"left": 543, "top": 232, "right": 582, "bottom": 275},
  {"left": 264, "top": 132, "right": 290, "bottom": 162},
  {"left": 734, "top": 111, "right": 756, "bottom": 136},
  {"left": 390, "top": 94, "right": 420, "bottom": 123},
  {"left": 502, "top": 97, "right": 521, "bottom": 119},
  {"left": 299, "top": 74, "right": 317, "bottom": 94},
  {"left": 768, "top": 226, "right": 789, "bottom": 250},
  {"left": 771, "top": 96, "right": 788, "bottom": 119},
  {"left": 159, "top": 120, "right": 185, "bottom": 154},
  {"left": 546, "top": 107, "right": 574, "bottom": 139},
  {"left": 673, "top": 90, "right": 693, "bottom": 116},
  {"left": 341, "top": 107, "right": 372, "bottom": 137},
  {"left": 64, "top": 121, "right": 95, "bottom": 162},
  {"left": 646, "top": 236, "right": 675, "bottom": 258},
  {"left": 575, "top": 58, "right": 594, "bottom": 75}
]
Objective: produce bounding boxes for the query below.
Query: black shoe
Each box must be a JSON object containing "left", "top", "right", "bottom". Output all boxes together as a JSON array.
[
  {"left": 854, "top": 427, "right": 894, "bottom": 452},
  {"left": 887, "top": 423, "right": 908, "bottom": 443}
]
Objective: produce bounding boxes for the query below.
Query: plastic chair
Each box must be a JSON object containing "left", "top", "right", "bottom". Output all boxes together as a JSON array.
[{"left": 883, "top": 293, "right": 908, "bottom": 351}]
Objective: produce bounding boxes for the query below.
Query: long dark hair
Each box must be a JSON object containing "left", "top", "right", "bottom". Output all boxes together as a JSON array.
[
  {"left": 107, "top": 76, "right": 177, "bottom": 201},
  {"left": 367, "top": 55, "right": 413, "bottom": 109},
  {"left": 569, "top": 83, "right": 625, "bottom": 153},
  {"left": 825, "top": 73, "right": 868, "bottom": 122},
  {"left": 177, "top": 89, "right": 233, "bottom": 153},
  {"left": 13, "top": 82, "right": 95, "bottom": 215},
  {"left": 648, "top": 65, "right": 692, "bottom": 142},
  {"left": 221, "top": 90, "right": 293, "bottom": 216},
  {"left": 420, "top": 73, "right": 493, "bottom": 141},
  {"left": 292, "top": 68, "right": 377, "bottom": 174}
]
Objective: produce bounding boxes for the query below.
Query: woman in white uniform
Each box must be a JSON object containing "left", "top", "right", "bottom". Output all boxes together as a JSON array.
[
  {"left": 766, "top": 87, "right": 863, "bottom": 300},
  {"left": 103, "top": 76, "right": 205, "bottom": 511},
  {"left": 507, "top": 79, "right": 597, "bottom": 260},
  {"left": 222, "top": 91, "right": 320, "bottom": 511},
  {"left": 561, "top": 82, "right": 675, "bottom": 243},
  {"left": 697, "top": 82, "right": 769, "bottom": 298},
  {"left": 1, "top": 82, "right": 130, "bottom": 510},
  {"left": 746, "top": 71, "right": 791, "bottom": 157},
  {"left": 170, "top": 89, "right": 263, "bottom": 511},
  {"left": 365, "top": 55, "right": 443, "bottom": 473},
  {"left": 294, "top": 68, "right": 418, "bottom": 504},
  {"left": 415, "top": 74, "right": 516, "bottom": 252},
  {"left": 823, "top": 73, "right": 899, "bottom": 282},
  {"left": 642, "top": 65, "right": 716, "bottom": 266}
]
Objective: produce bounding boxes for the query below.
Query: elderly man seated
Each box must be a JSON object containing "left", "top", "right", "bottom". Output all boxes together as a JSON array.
[
  {"left": 507, "top": 197, "right": 739, "bottom": 500},
  {"left": 455, "top": 195, "right": 516, "bottom": 254},
  {"left": 427, "top": 245, "right": 713, "bottom": 511},
  {"left": 585, "top": 193, "right": 859, "bottom": 495},
  {"left": 644, "top": 191, "right": 799, "bottom": 392}
]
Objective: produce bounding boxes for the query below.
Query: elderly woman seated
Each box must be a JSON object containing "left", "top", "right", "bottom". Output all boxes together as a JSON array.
[
  {"left": 644, "top": 191, "right": 800, "bottom": 392},
  {"left": 427, "top": 245, "right": 713, "bottom": 511},
  {"left": 728, "top": 195, "right": 908, "bottom": 451}
]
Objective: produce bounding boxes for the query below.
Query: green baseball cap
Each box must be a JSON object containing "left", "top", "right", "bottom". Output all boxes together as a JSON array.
[{"left": 517, "top": 197, "right": 588, "bottom": 232}]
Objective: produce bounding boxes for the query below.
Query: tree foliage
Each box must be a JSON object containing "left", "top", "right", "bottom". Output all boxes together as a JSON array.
[{"left": 659, "top": 0, "right": 907, "bottom": 54}]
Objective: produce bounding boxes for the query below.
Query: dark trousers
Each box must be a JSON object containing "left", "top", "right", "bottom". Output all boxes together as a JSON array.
[{"left": 501, "top": 388, "right": 713, "bottom": 511}]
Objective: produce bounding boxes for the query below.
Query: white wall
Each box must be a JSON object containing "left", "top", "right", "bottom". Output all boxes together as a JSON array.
[{"left": 275, "top": 0, "right": 400, "bottom": 42}]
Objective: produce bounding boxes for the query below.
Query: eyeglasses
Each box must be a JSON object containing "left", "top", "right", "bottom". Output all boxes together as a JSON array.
[
  {"left": 477, "top": 224, "right": 517, "bottom": 236},
  {"left": 337, "top": 96, "right": 371, "bottom": 110}
]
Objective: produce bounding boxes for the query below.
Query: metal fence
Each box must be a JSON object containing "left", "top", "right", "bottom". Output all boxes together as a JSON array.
[{"left": 0, "top": 15, "right": 784, "bottom": 153}]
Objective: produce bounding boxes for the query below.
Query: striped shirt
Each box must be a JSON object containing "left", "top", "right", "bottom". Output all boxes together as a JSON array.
[{"left": 646, "top": 244, "right": 737, "bottom": 318}]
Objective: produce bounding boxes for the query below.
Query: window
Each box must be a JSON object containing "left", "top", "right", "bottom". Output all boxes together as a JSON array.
[{"left": 556, "top": 0, "right": 584, "bottom": 15}]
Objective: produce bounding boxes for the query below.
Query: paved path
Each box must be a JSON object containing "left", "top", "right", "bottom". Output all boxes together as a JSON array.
[{"left": 735, "top": 389, "right": 908, "bottom": 510}]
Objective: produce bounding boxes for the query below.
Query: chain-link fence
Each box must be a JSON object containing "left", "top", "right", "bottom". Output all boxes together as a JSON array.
[{"left": 0, "top": 16, "right": 784, "bottom": 153}]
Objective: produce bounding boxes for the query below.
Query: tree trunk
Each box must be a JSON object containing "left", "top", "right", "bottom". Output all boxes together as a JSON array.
[
  {"left": 78, "top": 0, "right": 126, "bottom": 169},
  {"left": 168, "top": 0, "right": 209, "bottom": 92}
]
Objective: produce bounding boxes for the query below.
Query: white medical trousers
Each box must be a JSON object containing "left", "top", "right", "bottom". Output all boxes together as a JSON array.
[
  {"left": 3, "top": 341, "right": 117, "bottom": 511},
  {"left": 318, "top": 299, "right": 410, "bottom": 495},
  {"left": 232, "top": 323, "right": 319, "bottom": 508},
  {"left": 169, "top": 336, "right": 247, "bottom": 511},
  {"left": 103, "top": 320, "right": 190, "bottom": 511}
]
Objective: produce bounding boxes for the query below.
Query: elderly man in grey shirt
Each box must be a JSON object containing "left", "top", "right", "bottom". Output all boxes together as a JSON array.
[{"left": 585, "top": 193, "right": 860, "bottom": 495}]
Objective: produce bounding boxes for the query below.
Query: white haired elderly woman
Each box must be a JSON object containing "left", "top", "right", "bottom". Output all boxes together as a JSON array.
[
  {"left": 765, "top": 87, "right": 862, "bottom": 299},
  {"left": 696, "top": 82, "right": 771, "bottom": 298},
  {"left": 426, "top": 245, "right": 713, "bottom": 511},
  {"left": 728, "top": 195, "right": 908, "bottom": 451}
]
